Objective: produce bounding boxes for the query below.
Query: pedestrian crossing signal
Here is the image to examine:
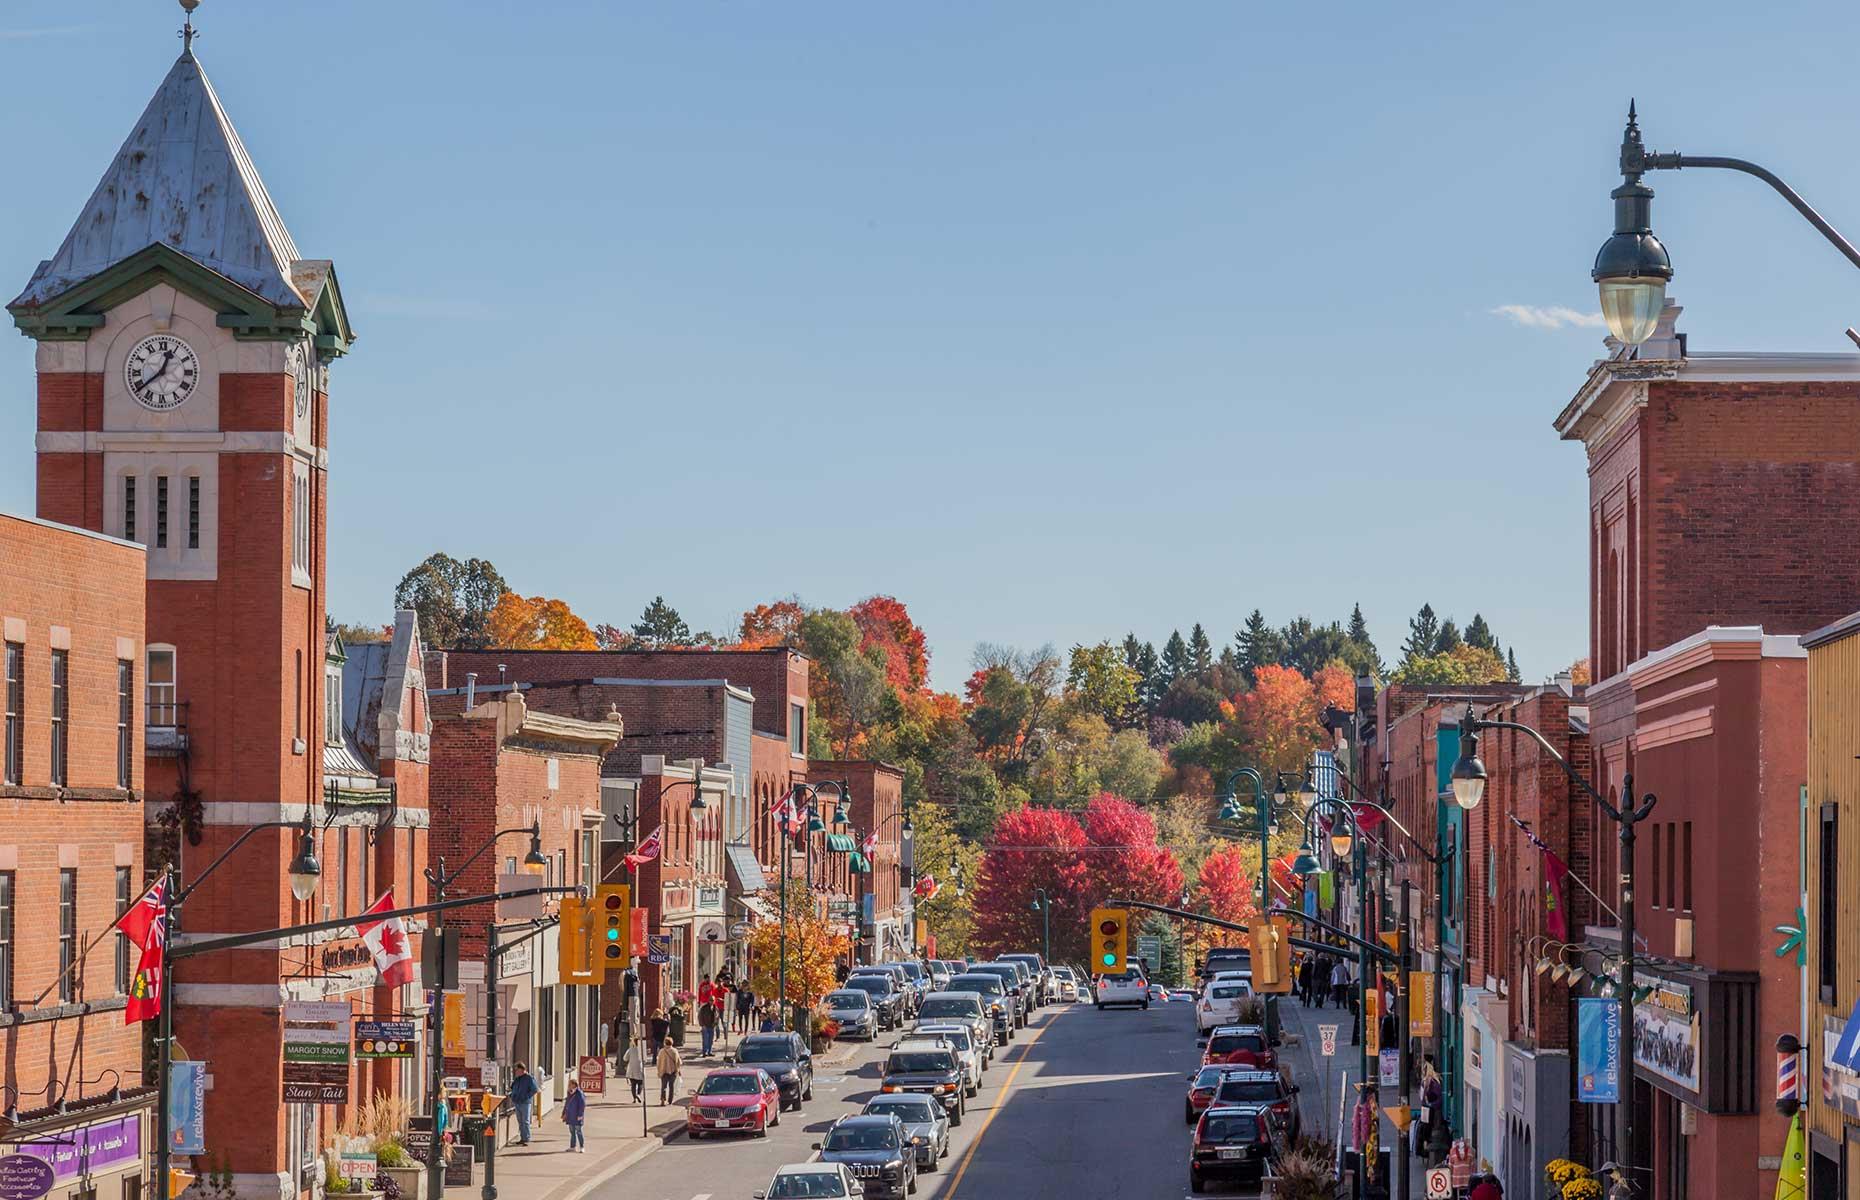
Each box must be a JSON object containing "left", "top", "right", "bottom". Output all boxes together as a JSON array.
[
  {"left": 596, "top": 883, "right": 630, "bottom": 972},
  {"left": 1090, "top": 907, "right": 1128, "bottom": 973}
]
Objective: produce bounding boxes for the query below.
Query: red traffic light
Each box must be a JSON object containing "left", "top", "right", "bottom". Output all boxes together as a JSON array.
[
  {"left": 604, "top": 893, "right": 624, "bottom": 911},
  {"left": 1098, "top": 919, "right": 1121, "bottom": 935}
]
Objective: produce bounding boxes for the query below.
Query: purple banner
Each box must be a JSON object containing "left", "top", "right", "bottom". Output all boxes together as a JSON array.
[{"left": 22, "top": 1115, "right": 142, "bottom": 1181}]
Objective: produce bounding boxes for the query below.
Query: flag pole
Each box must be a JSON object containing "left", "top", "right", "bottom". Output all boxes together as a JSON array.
[{"left": 155, "top": 863, "right": 175, "bottom": 1200}]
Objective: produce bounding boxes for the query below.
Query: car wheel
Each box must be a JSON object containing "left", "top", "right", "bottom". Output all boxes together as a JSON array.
[
  {"left": 803, "top": 1079, "right": 814, "bottom": 1101},
  {"left": 688, "top": 1129, "right": 702, "bottom": 1140},
  {"left": 770, "top": 1105, "right": 780, "bottom": 1128},
  {"left": 907, "top": 1171, "right": 918, "bottom": 1195},
  {"left": 1189, "top": 1167, "right": 1203, "bottom": 1192}
]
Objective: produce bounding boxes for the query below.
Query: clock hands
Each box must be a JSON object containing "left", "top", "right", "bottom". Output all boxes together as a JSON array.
[{"left": 141, "top": 349, "right": 174, "bottom": 394}]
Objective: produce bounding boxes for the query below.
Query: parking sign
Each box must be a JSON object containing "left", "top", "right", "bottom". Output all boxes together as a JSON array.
[
  {"left": 1426, "top": 1167, "right": 1451, "bottom": 1199},
  {"left": 1319, "top": 1025, "right": 1338, "bottom": 1057}
]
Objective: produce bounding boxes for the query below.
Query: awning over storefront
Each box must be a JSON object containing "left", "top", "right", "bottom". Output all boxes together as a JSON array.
[
  {"left": 825, "top": 833, "right": 857, "bottom": 853},
  {"left": 727, "top": 844, "right": 768, "bottom": 893},
  {"left": 848, "top": 852, "right": 871, "bottom": 874},
  {"left": 737, "top": 894, "right": 779, "bottom": 923}
]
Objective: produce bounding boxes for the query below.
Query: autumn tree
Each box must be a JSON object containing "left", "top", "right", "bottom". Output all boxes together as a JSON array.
[
  {"left": 971, "top": 805, "right": 1090, "bottom": 960},
  {"left": 738, "top": 597, "right": 808, "bottom": 649},
  {"left": 1192, "top": 844, "right": 1260, "bottom": 928},
  {"left": 1026, "top": 711, "right": 1165, "bottom": 802},
  {"left": 801, "top": 610, "right": 889, "bottom": 757},
  {"left": 1211, "top": 664, "right": 1324, "bottom": 781},
  {"left": 849, "top": 596, "right": 930, "bottom": 692},
  {"left": 1568, "top": 657, "right": 1592, "bottom": 686},
  {"left": 329, "top": 621, "right": 389, "bottom": 645},
  {"left": 1392, "top": 642, "right": 1508, "bottom": 685},
  {"left": 392, "top": 552, "right": 507, "bottom": 650},
  {"left": 486, "top": 592, "right": 599, "bottom": 650},
  {"left": 1078, "top": 794, "right": 1184, "bottom": 928},
  {"left": 1066, "top": 641, "right": 1140, "bottom": 725},
  {"left": 906, "top": 801, "right": 981, "bottom": 957},
  {"left": 746, "top": 877, "right": 851, "bottom": 1014}
]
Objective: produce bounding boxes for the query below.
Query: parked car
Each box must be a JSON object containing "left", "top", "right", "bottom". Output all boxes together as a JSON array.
[
  {"left": 998, "top": 953, "right": 1048, "bottom": 1004},
  {"left": 862, "top": 1093, "right": 950, "bottom": 1170},
  {"left": 1146, "top": 983, "right": 1170, "bottom": 1003},
  {"left": 686, "top": 1067, "right": 780, "bottom": 1138},
  {"left": 913, "top": 992, "right": 994, "bottom": 1063},
  {"left": 841, "top": 973, "right": 907, "bottom": 1029},
  {"left": 729, "top": 1031, "right": 815, "bottom": 1110},
  {"left": 945, "top": 973, "right": 1015, "bottom": 1042},
  {"left": 825, "top": 989, "right": 881, "bottom": 1041},
  {"left": 889, "top": 960, "right": 931, "bottom": 1007},
  {"left": 815, "top": 1114, "right": 918, "bottom": 1200},
  {"left": 755, "top": 1162, "right": 864, "bottom": 1200},
  {"left": 1050, "top": 965, "right": 1081, "bottom": 1002},
  {"left": 905, "top": 1024, "right": 982, "bottom": 1095},
  {"left": 1189, "top": 1105, "right": 1286, "bottom": 1191},
  {"left": 852, "top": 966, "right": 916, "bottom": 1018},
  {"left": 1211, "top": 1068, "right": 1301, "bottom": 1142},
  {"left": 1184, "top": 1064, "right": 1225, "bottom": 1125},
  {"left": 881, "top": 1041, "right": 967, "bottom": 1124},
  {"left": 992, "top": 958, "right": 1040, "bottom": 1010},
  {"left": 1199, "top": 948, "right": 1251, "bottom": 984},
  {"left": 968, "top": 964, "right": 1029, "bottom": 1026},
  {"left": 1201, "top": 1025, "right": 1275, "bottom": 1070},
  {"left": 925, "top": 960, "right": 952, "bottom": 990},
  {"left": 1197, "top": 979, "right": 1255, "bottom": 1032},
  {"left": 1094, "top": 966, "right": 1149, "bottom": 1010}
]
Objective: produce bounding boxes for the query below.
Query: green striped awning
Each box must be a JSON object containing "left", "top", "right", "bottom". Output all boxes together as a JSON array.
[
  {"left": 825, "top": 832, "right": 857, "bottom": 853},
  {"left": 848, "top": 853, "right": 871, "bottom": 874}
]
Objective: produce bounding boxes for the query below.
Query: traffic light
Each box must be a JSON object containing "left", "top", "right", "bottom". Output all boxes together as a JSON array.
[
  {"left": 1090, "top": 907, "right": 1128, "bottom": 974},
  {"left": 1247, "top": 917, "right": 1294, "bottom": 993},
  {"left": 167, "top": 1169, "right": 196, "bottom": 1199},
  {"left": 557, "top": 896, "right": 597, "bottom": 985},
  {"left": 596, "top": 883, "right": 631, "bottom": 972}
]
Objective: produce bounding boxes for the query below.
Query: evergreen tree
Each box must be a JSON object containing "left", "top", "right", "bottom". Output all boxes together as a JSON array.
[
  {"left": 1218, "top": 645, "right": 1242, "bottom": 672},
  {"left": 1342, "top": 602, "right": 1384, "bottom": 680},
  {"left": 1400, "top": 604, "right": 1440, "bottom": 665},
  {"left": 1465, "top": 613, "right": 1497, "bottom": 652},
  {"left": 1137, "top": 642, "right": 1161, "bottom": 705},
  {"left": 1507, "top": 647, "right": 1522, "bottom": 683},
  {"left": 1435, "top": 619, "right": 1462, "bottom": 654},
  {"left": 1348, "top": 603, "right": 1372, "bottom": 646},
  {"left": 1160, "top": 630, "right": 1191, "bottom": 687},
  {"left": 631, "top": 596, "right": 692, "bottom": 647},
  {"left": 1188, "top": 624, "right": 1214, "bottom": 674},
  {"left": 1281, "top": 617, "right": 1351, "bottom": 677},
  {"left": 1236, "top": 610, "right": 1287, "bottom": 683}
]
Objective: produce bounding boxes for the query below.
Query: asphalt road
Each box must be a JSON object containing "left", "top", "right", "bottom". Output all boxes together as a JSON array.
[{"left": 584, "top": 993, "right": 1352, "bottom": 1200}]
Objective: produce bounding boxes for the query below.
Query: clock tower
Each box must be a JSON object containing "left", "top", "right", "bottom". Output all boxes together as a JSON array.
[{"left": 9, "top": 14, "right": 356, "bottom": 1198}]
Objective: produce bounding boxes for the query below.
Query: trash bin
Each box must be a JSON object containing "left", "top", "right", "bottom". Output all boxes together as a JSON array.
[{"left": 460, "top": 1115, "right": 492, "bottom": 1157}]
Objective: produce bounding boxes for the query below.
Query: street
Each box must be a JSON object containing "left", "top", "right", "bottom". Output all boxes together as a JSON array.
[{"left": 587, "top": 995, "right": 1350, "bottom": 1200}]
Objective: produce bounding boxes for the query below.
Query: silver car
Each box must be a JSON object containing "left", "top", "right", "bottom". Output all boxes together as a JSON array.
[
  {"left": 862, "top": 1092, "right": 951, "bottom": 1169},
  {"left": 911, "top": 1023, "right": 983, "bottom": 1095}
]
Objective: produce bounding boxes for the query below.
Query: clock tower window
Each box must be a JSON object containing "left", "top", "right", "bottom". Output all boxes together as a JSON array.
[
  {"left": 155, "top": 476, "right": 169, "bottom": 549},
  {"left": 187, "top": 477, "right": 200, "bottom": 550},
  {"left": 122, "top": 477, "right": 137, "bottom": 543}
]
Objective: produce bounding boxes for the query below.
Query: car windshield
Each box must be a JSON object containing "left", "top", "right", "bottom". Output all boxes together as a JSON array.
[
  {"left": 826, "top": 992, "right": 871, "bottom": 1009},
  {"left": 1202, "top": 1115, "right": 1264, "bottom": 1143},
  {"left": 919, "top": 997, "right": 981, "bottom": 1018},
  {"left": 844, "top": 976, "right": 891, "bottom": 994},
  {"left": 895, "top": 963, "right": 925, "bottom": 981},
  {"left": 1208, "top": 1034, "right": 1268, "bottom": 1057},
  {"left": 865, "top": 1097, "right": 936, "bottom": 1121},
  {"left": 1211, "top": 985, "right": 1248, "bottom": 999},
  {"left": 888, "top": 1052, "right": 955, "bottom": 1073},
  {"left": 1217, "top": 1080, "right": 1282, "bottom": 1104},
  {"left": 825, "top": 1125, "right": 899, "bottom": 1151},
  {"left": 768, "top": 1173, "right": 848, "bottom": 1199},
  {"left": 697, "top": 1074, "right": 760, "bottom": 1095},
  {"left": 1192, "top": 1067, "right": 1224, "bottom": 1089},
  {"left": 950, "top": 976, "right": 1003, "bottom": 996},
  {"left": 736, "top": 1040, "right": 793, "bottom": 1063},
  {"left": 1053, "top": 968, "right": 1075, "bottom": 980}
]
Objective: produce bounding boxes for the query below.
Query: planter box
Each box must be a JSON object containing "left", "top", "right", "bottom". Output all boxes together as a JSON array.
[{"left": 379, "top": 1166, "right": 426, "bottom": 1200}]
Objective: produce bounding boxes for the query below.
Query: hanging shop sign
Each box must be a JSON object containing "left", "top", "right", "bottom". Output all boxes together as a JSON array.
[
  {"left": 1577, "top": 997, "right": 1621, "bottom": 1103},
  {"left": 282, "top": 1001, "right": 352, "bottom": 1104},
  {"left": 0, "top": 1156, "right": 55, "bottom": 1200},
  {"left": 356, "top": 1020, "right": 417, "bottom": 1059},
  {"left": 20, "top": 1115, "right": 142, "bottom": 1182},
  {"left": 1633, "top": 1002, "right": 1701, "bottom": 1094},
  {"left": 169, "top": 1061, "right": 207, "bottom": 1154}
]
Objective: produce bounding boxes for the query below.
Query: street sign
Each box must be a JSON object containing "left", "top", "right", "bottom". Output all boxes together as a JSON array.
[
  {"left": 355, "top": 1020, "right": 416, "bottom": 1059},
  {"left": 647, "top": 934, "right": 671, "bottom": 965},
  {"left": 1319, "top": 1025, "right": 1339, "bottom": 1057},
  {"left": 1135, "top": 935, "right": 1163, "bottom": 972},
  {"left": 1425, "top": 1166, "right": 1451, "bottom": 1199}
]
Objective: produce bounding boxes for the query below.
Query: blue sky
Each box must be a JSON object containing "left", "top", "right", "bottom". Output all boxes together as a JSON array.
[{"left": 6, "top": 2, "right": 1860, "bottom": 692}]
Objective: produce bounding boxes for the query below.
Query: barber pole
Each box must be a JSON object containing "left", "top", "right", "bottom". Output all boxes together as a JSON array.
[{"left": 1777, "top": 1033, "right": 1802, "bottom": 1115}]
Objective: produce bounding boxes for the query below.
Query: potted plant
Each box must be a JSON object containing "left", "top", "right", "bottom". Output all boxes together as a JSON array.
[
  {"left": 373, "top": 1139, "right": 424, "bottom": 1200},
  {"left": 811, "top": 1014, "right": 840, "bottom": 1054},
  {"left": 1544, "top": 1159, "right": 1601, "bottom": 1200}
]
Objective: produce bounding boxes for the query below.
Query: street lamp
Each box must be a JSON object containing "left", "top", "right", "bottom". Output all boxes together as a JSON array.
[
  {"left": 1594, "top": 101, "right": 1860, "bottom": 345},
  {"left": 1452, "top": 704, "right": 1656, "bottom": 1194},
  {"left": 781, "top": 780, "right": 851, "bottom": 1023},
  {"left": 287, "top": 823, "right": 322, "bottom": 901}
]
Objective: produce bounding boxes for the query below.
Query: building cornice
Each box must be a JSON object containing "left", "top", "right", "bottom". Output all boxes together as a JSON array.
[{"left": 1626, "top": 625, "right": 1804, "bottom": 692}]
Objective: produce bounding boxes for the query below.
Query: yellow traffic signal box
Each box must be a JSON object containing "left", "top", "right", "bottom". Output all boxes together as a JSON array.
[
  {"left": 1247, "top": 917, "right": 1294, "bottom": 993},
  {"left": 1090, "top": 907, "right": 1128, "bottom": 974},
  {"left": 558, "top": 896, "right": 598, "bottom": 985},
  {"left": 596, "top": 884, "right": 631, "bottom": 972}
]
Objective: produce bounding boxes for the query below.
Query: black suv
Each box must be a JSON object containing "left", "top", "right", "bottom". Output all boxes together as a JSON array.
[
  {"left": 1190, "top": 1105, "right": 1285, "bottom": 1191},
  {"left": 815, "top": 1114, "right": 918, "bottom": 1200},
  {"left": 841, "top": 973, "right": 906, "bottom": 1029},
  {"left": 968, "top": 964, "right": 1028, "bottom": 1027},
  {"left": 1211, "top": 1068, "right": 1300, "bottom": 1142},
  {"left": 881, "top": 1044, "right": 966, "bottom": 1124},
  {"left": 729, "top": 1032, "right": 814, "bottom": 1111}
]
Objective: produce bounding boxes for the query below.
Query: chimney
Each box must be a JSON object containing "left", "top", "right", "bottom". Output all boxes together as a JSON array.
[{"left": 466, "top": 672, "right": 477, "bottom": 709}]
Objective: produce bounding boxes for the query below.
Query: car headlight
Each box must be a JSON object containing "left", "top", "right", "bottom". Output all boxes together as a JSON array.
[
  {"left": 911, "top": 1136, "right": 926, "bottom": 1145},
  {"left": 779, "top": 1070, "right": 798, "bottom": 1081}
]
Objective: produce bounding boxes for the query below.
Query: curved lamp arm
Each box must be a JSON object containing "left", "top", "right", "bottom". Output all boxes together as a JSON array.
[
  {"left": 434, "top": 821, "right": 545, "bottom": 891},
  {"left": 1639, "top": 149, "right": 1860, "bottom": 273}
]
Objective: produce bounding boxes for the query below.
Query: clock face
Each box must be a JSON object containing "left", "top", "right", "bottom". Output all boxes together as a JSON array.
[
  {"left": 124, "top": 334, "right": 201, "bottom": 411},
  {"left": 293, "top": 341, "right": 314, "bottom": 420}
]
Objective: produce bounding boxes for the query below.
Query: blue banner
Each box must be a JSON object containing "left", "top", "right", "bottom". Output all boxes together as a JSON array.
[
  {"left": 1577, "top": 998, "right": 1621, "bottom": 1103},
  {"left": 169, "top": 1061, "right": 206, "bottom": 1154}
]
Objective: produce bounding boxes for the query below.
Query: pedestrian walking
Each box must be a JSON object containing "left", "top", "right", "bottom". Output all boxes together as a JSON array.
[
  {"left": 734, "top": 980, "right": 755, "bottom": 1034},
  {"left": 1330, "top": 958, "right": 1352, "bottom": 1010},
  {"left": 624, "top": 1039, "right": 647, "bottom": 1102},
  {"left": 1311, "top": 957, "right": 1327, "bottom": 1008},
  {"left": 699, "top": 992, "right": 719, "bottom": 1056},
  {"left": 655, "top": 1039, "right": 682, "bottom": 1104},
  {"left": 507, "top": 1062, "right": 539, "bottom": 1145},
  {"left": 561, "top": 1078, "right": 587, "bottom": 1153},
  {"left": 1419, "top": 1056, "right": 1444, "bottom": 1162},
  {"left": 649, "top": 1007, "right": 670, "bottom": 1049},
  {"left": 1297, "top": 956, "right": 1314, "bottom": 1007}
]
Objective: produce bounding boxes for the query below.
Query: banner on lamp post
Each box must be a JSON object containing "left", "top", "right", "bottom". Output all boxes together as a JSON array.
[
  {"left": 1577, "top": 996, "right": 1622, "bottom": 1103},
  {"left": 1408, "top": 971, "right": 1435, "bottom": 1038}
]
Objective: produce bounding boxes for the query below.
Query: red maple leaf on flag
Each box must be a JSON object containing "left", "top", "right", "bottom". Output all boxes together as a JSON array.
[{"left": 377, "top": 923, "right": 406, "bottom": 960}]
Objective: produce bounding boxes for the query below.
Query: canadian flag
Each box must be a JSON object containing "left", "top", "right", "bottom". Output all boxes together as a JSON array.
[
  {"left": 625, "top": 826, "right": 663, "bottom": 869},
  {"left": 357, "top": 890, "right": 415, "bottom": 988},
  {"left": 771, "top": 791, "right": 804, "bottom": 836},
  {"left": 861, "top": 831, "right": 878, "bottom": 857}
]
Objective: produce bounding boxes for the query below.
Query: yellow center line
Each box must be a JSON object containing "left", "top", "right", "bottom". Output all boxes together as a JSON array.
[{"left": 942, "top": 1012, "right": 1057, "bottom": 1199}]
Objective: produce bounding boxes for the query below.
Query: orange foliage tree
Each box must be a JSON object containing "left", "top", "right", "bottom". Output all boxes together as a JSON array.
[
  {"left": 738, "top": 598, "right": 808, "bottom": 649},
  {"left": 745, "top": 879, "right": 851, "bottom": 1012},
  {"left": 849, "top": 595, "right": 930, "bottom": 692},
  {"left": 486, "top": 592, "right": 599, "bottom": 650},
  {"left": 1214, "top": 663, "right": 1323, "bottom": 781}
]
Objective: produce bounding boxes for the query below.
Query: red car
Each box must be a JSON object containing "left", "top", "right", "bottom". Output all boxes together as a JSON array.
[
  {"left": 1184, "top": 1065, "right": 1224, "bottom": 1124},
  {"left": 1201, "top": 1026, "right": 1276, "bottom": 1070},
  {"left": 687, "top": 1068, "right": 781, "bottom": 1139}
]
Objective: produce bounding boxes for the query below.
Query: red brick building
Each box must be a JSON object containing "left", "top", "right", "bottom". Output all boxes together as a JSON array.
[
  {"left": 1552, "top": 307, "right": 1845, "bottom": 1199},
  {"left": 810, "top": 762, "right": 908, "bottom": 963},
  {"left": 6, "top": 38, "right": 437, "bottom": 1198},
  {"left": 427, "top": 691, "right": 618, "bottom": 1107},
  {"left": 0, "top": 511, "right": 152, "bottom": 1200}
]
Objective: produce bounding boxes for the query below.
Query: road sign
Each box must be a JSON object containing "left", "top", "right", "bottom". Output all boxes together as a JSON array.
[
  {"left": 1319, "top": 1025, "right": 1339, "bottom": 1057},
  {"left": 1135, "top": 935, "right": 1163, "bottom": 972},
  {"left": 1425, "top": 1166, "right": 1451, "bottom": 1199}
]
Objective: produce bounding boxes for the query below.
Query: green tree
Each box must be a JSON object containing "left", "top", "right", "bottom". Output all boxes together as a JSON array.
[
  {"left": 1400, "top": 603, "right": 1440, "bottom": 666},
  {"left": 1160, "top": 630, "right": 1191, "bottom": 688},
  {"left": 801, "top": 610, "right": 890, "bottom": 757},
  {"left": 1507, "top": 647, "right": 1522, "bottom": 683},
  {"left": 1392, "top": 642, "right": 1507, "bottom": 685},
  {"left": 1136, "top": 642, "right": 1162, "bottom": 706},
  {"left": 1343, "top": 603, "right": 1385, "bottom": 679},
  {"left": 1280, "top": 617, "right": 1352, "bottom": 677},
  {"left": 392, "top": 553, "right": 507, "bottom": 650},
  {"left": 1066, "top": 641, "right": 1141, "bottom": 725},
  {"left": 1188, "top": 624, "right": 1214, "bottom": 674},
  {"left": 630, "top": 596, "right": 693, "bottom": 647},
  {"left": 1465, "top": 613, "right": 1497, "bottom": 652},
  {"left": 908, "top": 801, "right": 981, "bottom": 957},
  {"left": 1347, "top": 603, "right": 1372, "bottom": 646},
  {"left": 1236, "top": 610, "right": 1287, "bottom": 684},
  {"left": 1434, "top": 619, "right": 1463, "bottom": 654}
]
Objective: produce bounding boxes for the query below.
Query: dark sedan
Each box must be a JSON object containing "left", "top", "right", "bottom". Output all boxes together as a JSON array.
[{"left": 728, "top": 1032, "right": 814, "bottom": 1111}]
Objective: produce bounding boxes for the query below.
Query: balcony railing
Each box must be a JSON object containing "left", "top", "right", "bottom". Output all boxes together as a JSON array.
[{"left": 146, "top": 700, "right": 188, "bottom": 756}]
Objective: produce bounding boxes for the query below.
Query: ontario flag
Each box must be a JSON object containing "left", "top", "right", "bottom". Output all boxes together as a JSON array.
[
  {"left": 114, "top": 877, "right": 168, "bottom": 951},
  {"left": 1511, "top": 816, "right": 1573, "bottom": 940},
  {"left": 357, "top": 890, "right": 416, "bottom": 987},
  {"left": 626, "top": 826, "right": 664, "bottom": 869},
  {"left": 116, "top": 878, "right": 169, "bottom": 1025}
]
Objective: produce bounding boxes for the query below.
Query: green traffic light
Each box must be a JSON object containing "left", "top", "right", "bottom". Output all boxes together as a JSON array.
[
  {"left": 605, "top": 928, "right": 620, "bottom": 940},
  {"left": 1101, "top": 953, "right": 1115, "bottom": 966}
]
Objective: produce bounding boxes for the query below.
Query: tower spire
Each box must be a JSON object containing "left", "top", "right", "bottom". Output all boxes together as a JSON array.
[{"left": 179, "top": 0, "right": 199, "bottom": 56}]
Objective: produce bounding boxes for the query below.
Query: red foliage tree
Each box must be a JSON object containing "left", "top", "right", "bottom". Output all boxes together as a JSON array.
[
  {"left": 737, "top": 599, "right": 807, "bottom": 649},
  {"left": 1192, "top": 844, "right": 1259, "bottom": 928},
  {"left": 850, "top": 595, "right": 930, "bottom": 692},
  {"left": 1078, "top": 793, "right": 1184, "bottom": 926},
  {"left": 971, "top": 806, "right": 1089, "bottom": 961}
]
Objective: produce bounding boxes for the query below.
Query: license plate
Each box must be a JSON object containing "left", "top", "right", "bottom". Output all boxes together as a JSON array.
[
  {"left": 713, "top": 1118, "right": 731, "bottom": 1127},
  {"left": 1219, "top": 1148, "right": 1245, "bottom": 1160}
]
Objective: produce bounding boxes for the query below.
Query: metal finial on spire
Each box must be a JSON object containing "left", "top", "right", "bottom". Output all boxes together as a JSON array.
[{"left": 179, "top": 0, "right": 200, "bottom": 55}]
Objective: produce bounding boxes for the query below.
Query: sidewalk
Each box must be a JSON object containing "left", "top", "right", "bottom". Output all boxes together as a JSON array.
[
  {"left": 444, "top": 1033, "right": 865, "bottom": 1200},
  {"left": 1278, "top": 996, "right": 1429, "bottom": 1198}
]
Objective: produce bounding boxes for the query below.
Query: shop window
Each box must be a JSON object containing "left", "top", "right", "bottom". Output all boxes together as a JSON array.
[{"left": 1821, "top": 805, "right": 1839, "bottom": 1003}]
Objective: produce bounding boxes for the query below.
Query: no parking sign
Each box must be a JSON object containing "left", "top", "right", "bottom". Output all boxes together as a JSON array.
[
  {"left": 1425, "top": 1167, "right": 1451, "bottom": 1199},
  {"left": 1319, "top": 1025, "right": 1338, "bottom": 1057}
]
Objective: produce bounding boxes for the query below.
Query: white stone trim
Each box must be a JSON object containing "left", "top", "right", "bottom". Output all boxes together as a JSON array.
[
  {"left": 145, "top": 800, "right": 430, "bottom": 827},
  {"left": 36, "top": 431, "right": 327, "bottom": 464}
]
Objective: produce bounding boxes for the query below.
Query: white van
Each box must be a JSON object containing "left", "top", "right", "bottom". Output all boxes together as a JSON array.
[{"left": 1197, "top": 978, "right": 1254, "bottom": 1032}]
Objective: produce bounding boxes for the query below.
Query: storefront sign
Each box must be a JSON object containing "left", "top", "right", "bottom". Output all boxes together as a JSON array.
[
  {"left": 443, "top": 1144, "right": 474, "bottom": 1187},
  {"left": 442, "top": 993, "right": 466, "bottom": 1057},
  {"left": 1507, "top": 1047, "right": 1528, "bottom": 1116},
  {"left": 0, "top": 1156, "right": 55, "bottom": 1200},
  {"left": 1577, "top": 997, "right": 1621, "bottom": 1103},
  {"left": 1633, "top": 1003, "right": 1701, "bottom": 1093},
  {"left": 500, "top": 939, "right": 533, "bottom": 980},
  {"left": 22, "top": 1115, "right": 142, "bottom": 1182},
  {"left": 402, "top": 1129, "right": 434, "bottom": 1166},
  {"left": 647, "top": 934, "right": 671, "bottom": 965},
  {"left": 729, "top": 920, "right": 752, "bottom": 939},
  {"left": 283, "top": 1002, "right": 352, "bottom": 1104},
  {"left": 355, "top": 1020, "right": 416, "bottom": 1059},
  {"left": 169, "top": 1061, "right": 207, "bottom": 1153},
  {"left": 698, "top": 921, "right": 725, "bottom": 944},
  {"left": 337, "top": 1142, "right": 376, "bottom": 1188},
  {"left": 696, "top": 887, "right": 725, "bottom": 913},
  {"left": 577, "top": 1056, "right": 606, "bottom": 1095}
]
